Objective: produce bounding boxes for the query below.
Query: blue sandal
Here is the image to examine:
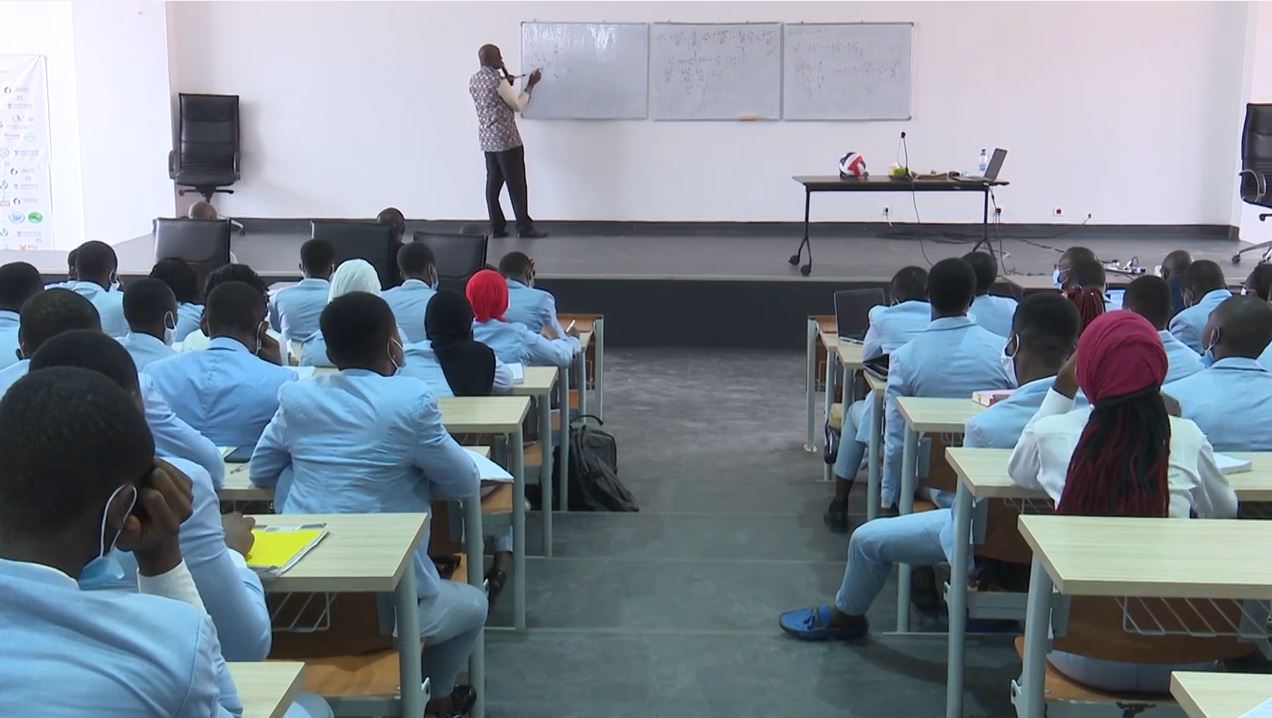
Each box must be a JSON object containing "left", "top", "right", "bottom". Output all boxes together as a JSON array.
[{"left": 778, "top": 604, "right": 869, "bottom": 641}]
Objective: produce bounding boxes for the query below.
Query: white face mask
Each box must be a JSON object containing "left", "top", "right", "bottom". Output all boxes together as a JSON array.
[
  {"left": 1000, "top": 333, "right": 1020, "bottom": 388},
  {"left": 388, "top": 338, "right": 403, "bottom": 375},
  {"left": 254, "top": 320, "right": 266, "bottom": 356},
  {"left": 162, "top": 311, "right": 177, "bottom": 347}
]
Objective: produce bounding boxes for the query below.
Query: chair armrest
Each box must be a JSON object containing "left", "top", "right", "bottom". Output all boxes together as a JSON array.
[{"left": 1240, "top": 169, "right": 1267, "bottom": 201}]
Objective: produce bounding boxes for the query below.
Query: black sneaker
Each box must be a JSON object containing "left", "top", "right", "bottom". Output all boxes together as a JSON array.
[
  {"left": 491, "top": 230, "right": 509, "bottom": 239},
  {"left": 910, "top": 565, "right": 941, "bottom": 613},
  {"left": 823, "top": 497, "right": 850, "bottom": 533},
  {"left": 518, "top": 229, "right": 549, "bottom": 239},
  {"left": 877, "top": 504, "right": 900, "bottom": 519}
]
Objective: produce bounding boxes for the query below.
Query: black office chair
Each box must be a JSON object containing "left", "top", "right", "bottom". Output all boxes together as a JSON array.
[
  {"left": 413, "top": 231, "right": 489, "bottom": 293},
  {"left": 1232, "top": 103, "right": 1272, "bottom": 265},
  {"left": 153, "top": 218, "right": 232, "bottom": 296},
  {"left": 169, "top": 93, "right": 240, "bottom": 202},
  {"left": 310, "top": 220, "right": 397, "bottom": 289}
]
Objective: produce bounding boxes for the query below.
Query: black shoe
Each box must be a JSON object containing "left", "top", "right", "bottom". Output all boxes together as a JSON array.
[
  {"left": 491, "top": 230, "right": 509, "bottom": 239},
  {"left": 429, "top": 685, "right": 477, "bottom": 717},
  {"left": 911, "top": 565, "right": 941, "bottom": 613},
  {"left": 518, "top": 229, "right": 549, "bottom": 239},
  {"left": 823, "top": 497, "right": 850, "bottom": 533},
  {"left": 877, "top": 504, "right": 900, "bottom": 519}
]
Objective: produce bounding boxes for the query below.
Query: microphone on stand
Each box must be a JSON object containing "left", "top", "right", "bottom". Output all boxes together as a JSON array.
[{"left": 899, "top": 131, "right": 911, "bottom": 179}]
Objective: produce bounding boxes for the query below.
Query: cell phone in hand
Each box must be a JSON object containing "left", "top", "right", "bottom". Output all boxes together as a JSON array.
[{"left": 225, "top": 445, "right": 254, "bottom": 463}]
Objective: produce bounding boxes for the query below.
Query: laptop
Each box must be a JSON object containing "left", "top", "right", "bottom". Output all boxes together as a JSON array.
[
  {"left": 834, "top": 288, "right": 886, "bottom": 343},
  {"left": 954, "top": 148, "right": 1007, "bottom": 182}
]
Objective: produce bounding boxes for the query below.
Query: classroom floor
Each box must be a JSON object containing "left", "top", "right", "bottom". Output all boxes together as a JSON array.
[{"left": 484, "top": 348, "right": 1020, "bottom": 717}]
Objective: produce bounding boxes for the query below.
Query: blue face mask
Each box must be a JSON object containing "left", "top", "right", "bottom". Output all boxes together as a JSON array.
[
  {"left": 1052, "top": 267, "right": 1062, "bottom": 289},
  {"left": 78, "top": 483, "right": 137, "bottom": 591}
]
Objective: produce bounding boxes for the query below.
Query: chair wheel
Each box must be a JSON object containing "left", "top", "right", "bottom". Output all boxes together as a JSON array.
[
  {"left": 1232, "top": 254, "right": 1242, "bottom": 265},
  {"left": 800, "top": 264, "right": 812, "bottom": 276},
  {"left": 788, "top": 254, "right": 801, "bottom": 266}
]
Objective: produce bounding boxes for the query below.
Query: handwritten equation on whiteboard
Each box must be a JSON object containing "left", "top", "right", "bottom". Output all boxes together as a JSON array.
[
  {"left": 782, "top": 23, "right": 913, "bottom": 121},
  {"left": 649, "top": 23, "right": 782, "bottom": 120}
]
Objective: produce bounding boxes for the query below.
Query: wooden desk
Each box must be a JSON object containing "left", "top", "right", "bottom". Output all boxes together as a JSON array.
[
  {"left": 438, "top": 395, "right": 532, "bottom": 630},
  {"left": 508, "top": 366, "right": 559, "bottom": 556},
  {"left": 804, "top": 315, "right": 838, "bottom": 457},
  {"left": 1014, "top": 516, "right": 1272, "bottom": 718},
  {"left": 247, "top": 513, "right": 430, "bottom": 718},
  {"left": 891, "top": 397, "right": 985, "bottom": 633},
  {"left": 863, "top": 370, "right": 887, "bottom": 521},
  {"left": 1171, "top": 671, "right": 1272, "bottom": 718},
  {"left": 557, "top": 313, "right": 604, "bottom": 421},
  {"left": 228, "top": 662, "right": 304, "bottom": 718}
]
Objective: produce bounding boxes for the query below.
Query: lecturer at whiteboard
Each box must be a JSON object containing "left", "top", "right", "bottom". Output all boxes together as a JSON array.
[{"left": 469, "top": 44, "right": 547, "bottom": 239}]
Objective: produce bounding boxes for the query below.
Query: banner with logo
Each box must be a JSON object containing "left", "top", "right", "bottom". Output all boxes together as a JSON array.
[{"left": 0, "top": 55, "right": 51, "bottom": 250}]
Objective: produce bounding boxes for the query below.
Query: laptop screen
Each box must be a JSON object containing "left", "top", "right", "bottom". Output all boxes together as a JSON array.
[
  {"left": 984, "top": 149, "right": 1008, "bottom": 180},
  {"left": 835, "top": 288, "right": 886, "bottom": 342}
]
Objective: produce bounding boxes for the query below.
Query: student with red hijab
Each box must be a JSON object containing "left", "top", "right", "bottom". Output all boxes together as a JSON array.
[
  {"left": 465, "top": 269, "right": 578, "bottom": 367},
  {"left": 1007, "top": 310, "right": 1236, "bottom": 692}
]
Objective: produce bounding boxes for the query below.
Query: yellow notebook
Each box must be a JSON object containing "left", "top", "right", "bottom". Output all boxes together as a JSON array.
[{"left": 245, "top": 523, "right": 328, "bottom": 578}]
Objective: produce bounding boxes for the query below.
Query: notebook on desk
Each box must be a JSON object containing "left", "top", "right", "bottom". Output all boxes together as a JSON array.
[
  {"left": 1216, "top": 453, "right": 1253, "bottom": 475},
  {"left": 246, "top": 523, "right": 328, "bottom": 578}
]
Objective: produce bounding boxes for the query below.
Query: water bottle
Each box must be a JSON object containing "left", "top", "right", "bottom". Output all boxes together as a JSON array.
[{"left": 976, "top": 148, "right": 990, "bottom": 176}]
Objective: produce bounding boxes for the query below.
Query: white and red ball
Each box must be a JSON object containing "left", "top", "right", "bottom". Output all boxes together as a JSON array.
[{"left": 839, "top": 151, "right": 867, "bottom": 178}]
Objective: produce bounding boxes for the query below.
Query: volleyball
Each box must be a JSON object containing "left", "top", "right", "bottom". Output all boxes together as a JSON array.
[{"left": 838, "top": 151, "right": 867, "bottom": 179}]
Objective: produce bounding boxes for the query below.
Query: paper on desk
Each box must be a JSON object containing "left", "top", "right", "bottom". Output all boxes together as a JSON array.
[
  {"left": 507, "top": 362, "right": 525, "bottom": 385},
  {"left": 1239, "top": 697, "right": 1272, "bottom": 717},
  {"left": 467, "top": 448, "right": 513, "bottom": 482},
  {"left": 1216, "top": 453, "right": 1253, "bottom": 475}
]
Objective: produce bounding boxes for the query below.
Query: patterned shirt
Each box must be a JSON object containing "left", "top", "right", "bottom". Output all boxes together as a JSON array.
[{"left": 469, "top": 65, "right": 524, "bottom": 152}]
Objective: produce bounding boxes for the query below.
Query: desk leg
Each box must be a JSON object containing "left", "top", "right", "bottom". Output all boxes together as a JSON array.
[
  {"left": 512, "top": 428, "right": 526, "bottom": 631},
  {"left": 576, "top": 349, "right": 588, "bottom": 418},
  {"left": 1012, "top": 556, "right": 1053, "bottom": 718},
  {"left": 895, "top": 428, "right": 918, "bottom": 632},
  {"left": 982, "top": 187, "right": 990, "bottom": 242},
  {"left": 804, "top": 319, "right": 817, "bottom": 453},
  {"left": 866, "top": 389, "right": 883, "bottom": 522},
  {"left": 822, "top": 350, "right": 837, "bottom": 482},
  {"left": 945, "top": 483, "right": 973, "bottom": 718},
  {"left": 395, "top": 561, "right": 426, "bottom": 718},
  {"left": 557, "top": 364, "right": 570, "bottom": 514},
  {"left": 594, "top": 318, "right": 605, "bottom": 422},
  {"left": 539, "top": 395, "right": 553, "bottom": 558},
  {"left": 462, "top": 495, "right": 486, "bottom": 718}
]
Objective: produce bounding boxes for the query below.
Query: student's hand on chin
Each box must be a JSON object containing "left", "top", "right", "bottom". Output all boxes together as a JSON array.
[
  {"left": 117, "top": 460, "right": 194, "bottom": 576},
  {"left": 1054, "top": 354, "right": 1079, "bottom": 399},
  {"left": 221, "top": 512, "right": 256, "bottom": 556}
]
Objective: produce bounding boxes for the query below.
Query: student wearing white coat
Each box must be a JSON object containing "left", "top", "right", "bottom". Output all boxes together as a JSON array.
[
  {"left": 467, "top": 268, "right": 578, "bottom": 367},
  {"left": 964, "top": 251, "right": 1018, "bottom": 338},
  {"left": 781, "top": 293, "right": 1082, "bottom": 641},
  {"left": 251, "top": 292, "right": 485, "bottom": 718},
  {"left": 1165, "top": 296, "right": 1272, "bottom": 451},
  {"left": 0, "top": 261, "right": 42, "bottom": 368},
  {"left": 1122, "top": 275, "right": 1204, "bottom": 384},
  {"left": 0, "top": 367, "right": 239, "bottom": 717},
  {"left": 1169, "top": 260, "right": 1233, "bottom": 353}
]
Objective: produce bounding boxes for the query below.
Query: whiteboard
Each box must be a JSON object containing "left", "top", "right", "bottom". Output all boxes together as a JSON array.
[
  {"left": 782, "top": 23, "right": 913, "bottom": 121},
  {"left": 649, "top": 23, "right": 782, "bottom": 121},
  {"left": 520, "top": 22, "right": 648, "bottom": 120}
]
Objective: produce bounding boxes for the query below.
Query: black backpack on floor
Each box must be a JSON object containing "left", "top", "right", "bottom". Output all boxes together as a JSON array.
[{"left": 532, "top": 415, "right": 639, "bottom": 512}]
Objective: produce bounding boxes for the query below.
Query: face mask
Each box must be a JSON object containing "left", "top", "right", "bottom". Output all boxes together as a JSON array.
[
  {"left": 1242, "top": 286, "right": 1250, "bottom": 297},
  {"left": 162, "top": 312, "right": 177, "bottom": 347},
  {"left": 78, "top": 483, "right": 137, "bottom": 591},
  {"left": 428, "top": 267, "right": 440, "bottom": 291},
  {"left": 388, "top": 338, "right": 403, "bottom": 375},
  {"left": 1202, "top": 328, "right": 1220, "bottom": 366},
  {"left": 109, "top": 274, "right": 121, "bottom": 292},
  {"left": 1052, "top": 267, "right": 1062, "bottom": 289},
  {"left": 254, "top": 320, "right": 266, "bottom": 356},
  {"left": 1000, "top": 333, "right": 1020, "bottom": 388}
]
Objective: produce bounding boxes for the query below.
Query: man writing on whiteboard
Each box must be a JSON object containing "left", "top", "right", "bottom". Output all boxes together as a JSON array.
[{"left": 469, "top": 44, "right": 547, "bottom": 239}]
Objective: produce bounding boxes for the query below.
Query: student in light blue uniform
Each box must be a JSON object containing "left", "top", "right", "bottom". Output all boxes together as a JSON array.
[
  {"left": 0, "top": 261, "right": 42, "bottom": 368},
  {"left": 251, "top": 292, "right": 485, "bottom": 718},
  {"left": 150, "top": 257, "right": 205, "bottom": 343},
  {"left": 964, "top": 251, "right": 1018, "bottom": 338},
  {"left": 1169, "top": 259, "right": 1232, "bottom": 353},
  {"left": 147, "top": 281, "right": 297, "bottom": 448},
  {"left": 781, "top": 293, "right": 1082, "bottom": 641},
  {"left": 382, "top": 241, "right": 439, "bottom": 343},
  {"left": 270, "top": 239, "right": 334, "bottom": 352},
  {"left": 468, "top": 268, "right": 578, "bottom": 367},
  {"left": 0, "top": 367, "right": 238, "bottom": 717},
  {"left": 297, "top": 259, "right": 390, "bottom": 367},
  {"left": 178, "top": 263, "right": 276, "bottom": 354},
  {"left": 1123, "top": 275, "right": 1204, "bottom": 384},
  {"left": 402, "top": 290, "right": 515, "bottom": 397},
  {"left": 1162, "top": 249, "right": 1194, "bottom": 318},
  {"left": 0, "top": 288, "right": 101, "bottom": 397},
  {"left": 118, "top": 278, "right": 179, "bottom": 370},
  {"left": 499, "top": 251, "right": 566, "bottom": 336},
  {"left": 881, "top": 258, "right": 1014, "bottom": 510},
  {"left": 823, "top": 266, "right": 930, "bottom": 532},
  {"left": 1165, "top": 296, "right": 1272, "bottom": 451},
  {"left": 65, "top": 240, "right": 127, "bottom": 337}
]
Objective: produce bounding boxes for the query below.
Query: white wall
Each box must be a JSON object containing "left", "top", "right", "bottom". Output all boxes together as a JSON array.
[
  {"left": 169, "top": 1, "right": 1249, "bottom": 226},
  {"left": 0, "top": 0, "right": 84, "bottom": 249}
]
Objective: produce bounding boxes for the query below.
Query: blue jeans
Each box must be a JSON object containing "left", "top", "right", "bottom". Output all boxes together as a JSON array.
[
  {"left": 834, "top": 509, "right": 951, "bottom": 615},
  {"left": 833, "top": 400, "right": 868, "bottom": 481}
]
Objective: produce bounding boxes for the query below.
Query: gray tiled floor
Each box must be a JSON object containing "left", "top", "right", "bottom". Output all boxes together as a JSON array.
[{"left": 484, "top": 349, "right": 1020, "bottom": 716}]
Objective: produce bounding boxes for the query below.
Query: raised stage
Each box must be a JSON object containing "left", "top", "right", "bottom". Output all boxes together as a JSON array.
[{"left": 8, "top": 220, "right": 1249, "bottom": 349}]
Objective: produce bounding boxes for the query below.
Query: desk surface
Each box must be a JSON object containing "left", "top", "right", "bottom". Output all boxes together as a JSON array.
[
  {"left": 247, "top": 513, "right": 428, "bottom": 593},
  {"left": 220, "top": 448, "right": 491, "bottom": 503},
  {"left": 1171, "top": 671, "right": 1272, "bottom": 718},
  {"left": 813, "top": 316, "right": 838, "bottom": 350},
  {"left": 948, "top": 448, "right": 1272, "bottom": 503},
  {"left": 228, "top": 662, "right": 304, "bottom": 718},
  {"left": 1019, "top": 515, "right": 1272, "bottom": 599},
  {"left": 794, "top": 175, "right": 1008, "bottom": 191},
  {"left": 836, "top": 341, "right": 864, "bottom": 370},
  {"left": 896, "top": 397, "right": 984, "bottom": 433},
  {"left": 865, "top": 371, "right": 887, "bottom": 394},
  {"left": 508, "top": 366, "right": 558, "bottom": 396},
  {"left": 438, "top": 395, "right": 531, "bottom": 433}
]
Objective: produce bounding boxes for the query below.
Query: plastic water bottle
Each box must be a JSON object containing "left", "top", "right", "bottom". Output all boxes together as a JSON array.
[{"left": 976, "top": 148, "right": 990, "bottom": 176}]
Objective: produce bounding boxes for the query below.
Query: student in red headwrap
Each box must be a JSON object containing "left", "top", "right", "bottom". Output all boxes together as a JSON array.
[
  {"left": 1007, "top": 310, "right": 1237, "bottom": 692},
  {"left": 465, "top": 268, "right": 578, "bottom": 367}
]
